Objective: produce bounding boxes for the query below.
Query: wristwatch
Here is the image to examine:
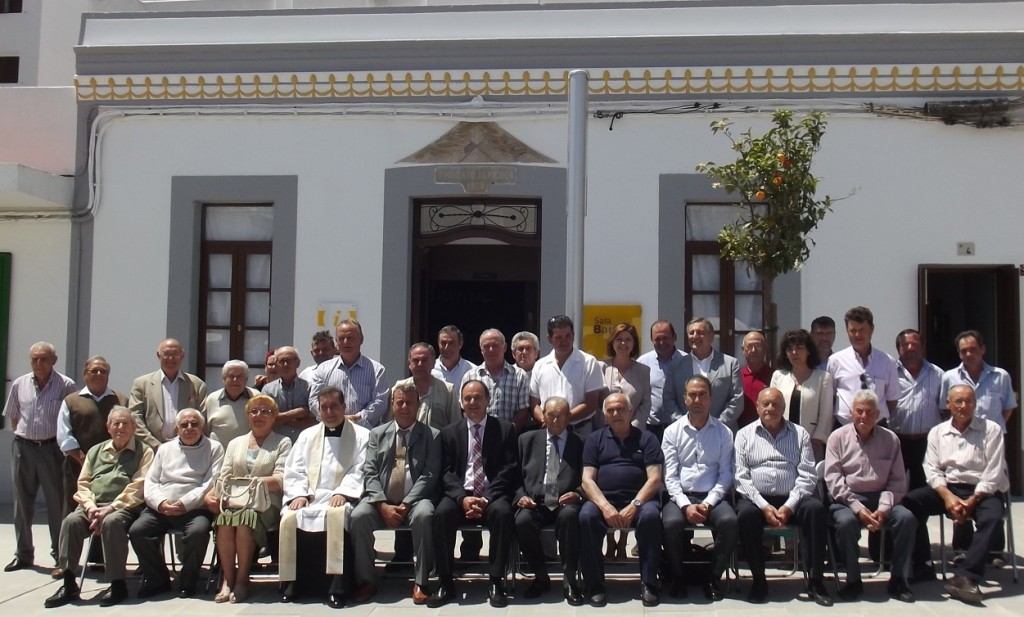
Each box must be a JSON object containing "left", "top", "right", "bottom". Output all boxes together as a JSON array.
[{"left": 632, "top": 498, "right": 642, "bottom": 508}]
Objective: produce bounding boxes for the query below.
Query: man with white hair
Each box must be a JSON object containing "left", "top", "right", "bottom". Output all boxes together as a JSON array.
[
  {"left": 202, "top": 359, "right": 259, "bottom": 444},
  {"left": 263, "top": 345, "right": 315, "bottom": 442},
  {"left": 129, "top": 338, "right": 208, "bottom": 449},
  {"left": 129, "top": 408, "right": 223, "bottom": 599},
  {"left": 3, "top": 342, "right": 77, "bottom": 573}
]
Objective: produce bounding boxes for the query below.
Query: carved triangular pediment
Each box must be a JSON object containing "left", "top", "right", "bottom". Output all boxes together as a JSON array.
[{"left": 399, "top": 121, "right": 556, "bottom": 164}]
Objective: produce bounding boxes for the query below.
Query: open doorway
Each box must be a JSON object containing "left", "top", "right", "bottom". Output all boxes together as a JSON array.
[
  {"left": 919, "top": 265, "right": 1021, "bottom": 492},
  {"left": 411, "top": 198, "right": 541, "bottom": 364}
]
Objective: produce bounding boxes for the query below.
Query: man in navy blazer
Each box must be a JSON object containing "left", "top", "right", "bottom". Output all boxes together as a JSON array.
[
  {"left": 428, "top": 380, "right": 518, "bottom": 608},
  {"left": 663, "top": 318, "right": 743, "bottom": 430},
  {"left": 514, "top": 396, "right": 585, "bottom": 605},
  {"left": 349, "top": 382, "right": 441, "bottom": 604}
]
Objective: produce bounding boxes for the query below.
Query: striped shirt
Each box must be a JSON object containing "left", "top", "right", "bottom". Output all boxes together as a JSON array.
[
  {"left": 893, "top": 360, "right": 943, "bottom": 435},
  {"left": 734, "top": 419, "right": 816, "bottom": 512},
  {"left": 309, "top": 354, "right": 389, "bottom": 429},
  {"left": 925, "top": 415, "right": 1009, "bottom": 495},
  {"left": 462, "top": 362, "right": 530, "bottom": 422},
  {"left": 3, "top": 371, "right": 77, "bottom": 440}
]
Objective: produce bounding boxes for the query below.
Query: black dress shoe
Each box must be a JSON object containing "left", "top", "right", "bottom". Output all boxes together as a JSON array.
[
  {"left": 97, "top": 580, "right": 129, "bottom": 607},
  {"left": 747, "top": 579, "right": 768, "bottom": 604},
  {"left": 910, "top": 562, "right": 936, "bottom": 583},
  {"left": 488, "top": 580, "right": 509, "bottom": 608},
  {"left": 887, "top": 577, "right": 915, "bottom": 603},
  {"left": 524, "top": 576, "right": 550, "bottom": 599},
  {"left": 426, "top": 583, "right": 456, "bottom": 608},
  {"left": 838, "top": 579, "right": 863, "bottom": 601},
  {"left": 809, "top": 579, "right": 834, "bottom": 607},
  {"left": 4, "top": 557, "right": 31, "bottom": 572},
  {"left": 588, "top": 585, "right": 607, "bottom": 608},
  {"left": 327, "top": 593, "right": 346, "bottom": 609},
  {"left": 640, "top": 582, "right": 660, "bottom": 607},
  {"left": 280, "top": 581, "right": 299, "bottom": 603},
  {"left": 137, "top": 581, "right": 172, "bottom": 599},
  {"left": 704, "top": 578, "right": 724, "bottom": 601},
  {"left": 44, "top": 576, "right": 80, "bottom": 609},
  {"left": 177, "top": 586, "right": 196, "bottom": 599},
  {"left": 563, "top": 582, "right": 585, "bottom": 606}
]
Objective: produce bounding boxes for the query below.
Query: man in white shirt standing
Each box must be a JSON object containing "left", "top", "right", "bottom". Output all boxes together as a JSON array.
[
  {"left": 432, "top": 325, "right": 476, "bottom": 387},
  {"left": 530, "top": 315, "right": 604, "bottom": 441},
  {"left": 827, "top": 306, "right": 900, "bottom": 428}
]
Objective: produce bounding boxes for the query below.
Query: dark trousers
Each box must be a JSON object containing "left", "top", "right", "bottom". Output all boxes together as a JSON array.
[
  {"left": 579, "top": 499, "right": 662, "bottom": 588},
  {"left": 129, "top": 507, "right": 212, "bottom": 592},
  {"left": 434, "top": 495, "right": 514, "bottom": 582},
  {"left": 11, "top": 438, "right": 64, "bottom": 562},
  {"left": 901, "top": 484, "right": 1004, "bottom": 582},
  {"left": 736, "top": 495, "right": 827, "bottom": 581},
  {"left": 663, "top": 496, "right": 738, "bottom": 582},
  {"left": 292, "top": 529, "right": 351, "bottom": 595},
  {"left": 62, "top": 457, "right": 83, "bottom": 518},
  {"left": 897, "top": 434, "right": 929, "bottom": 491},
  {"left": 514, "top": 502, "right": 580, "bottom": 581}
]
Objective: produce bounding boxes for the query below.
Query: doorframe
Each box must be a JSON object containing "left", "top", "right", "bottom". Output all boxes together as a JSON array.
[{"left": 380, "top": 165, "right": 566, "bottom": 380}]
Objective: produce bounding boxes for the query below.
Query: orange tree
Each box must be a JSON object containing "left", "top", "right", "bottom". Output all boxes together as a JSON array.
[{"left": 696, "top": 109, "right": 835, "bottom": 347}]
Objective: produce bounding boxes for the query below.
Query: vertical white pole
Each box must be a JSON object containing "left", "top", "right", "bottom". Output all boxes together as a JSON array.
[{"left": 566, "top": 70, "right": 589, "bottom": 347}]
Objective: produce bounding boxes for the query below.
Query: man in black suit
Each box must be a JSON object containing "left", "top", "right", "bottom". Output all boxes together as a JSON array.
[
  {"left": 349, "top": 382, "right": 441, "bottom": 604},
  {"left": 428, "top": 379, "right": 518, "bottom": 608},
  {"left": 514, "top": 396, "right": 584, "bottom": 605}
]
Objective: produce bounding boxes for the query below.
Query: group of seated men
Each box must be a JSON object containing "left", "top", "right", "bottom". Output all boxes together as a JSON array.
[{"left": 2, "top": 311, "right": 1013, "bottom": 608}]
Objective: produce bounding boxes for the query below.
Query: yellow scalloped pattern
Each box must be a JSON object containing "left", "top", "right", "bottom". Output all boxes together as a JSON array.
[{"left": 74, "top": 65, "right": 1024, "bottom": 101}]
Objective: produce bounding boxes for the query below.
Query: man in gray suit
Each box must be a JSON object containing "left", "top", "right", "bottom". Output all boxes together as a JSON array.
[
  {"left": 348, "top": 382, "right": 441, "bottom": 604},
  {"left": 663, "top": 318, "right": 743, "bottom": 430},
  {"left": 129, "top": 338, "right": 207, "bottom": 449}
]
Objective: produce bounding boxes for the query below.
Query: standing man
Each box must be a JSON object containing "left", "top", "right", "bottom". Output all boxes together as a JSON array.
[
  {"left": 349, "top": 383, "right": 440, "bottom": 604},
  {"left": 3, "top": 342, "right": 77, "bottom": 573},
  {"left": 734, "top": 387, "right": 832, "bottom": 606},
  {"left": 429, "top": 380, "right": 518, "bottom": 608},
  {"left": 579, "top": 393, "right": 664, "bottom": 607},
  {"left": 58, "top": 356, "right": 128, "bottom": 518},
  {"left": 940, "top": 330, "right": 1016, "bottom": 433},
  {"left": 130, "top": 409, "right": 223, "bottom": 598},
  {"left": 661, "top": 376, "right": 737, "bottom": 601},
  {"left": 901, "top": 385, "right": 1009, "bottom": 604},
  {"left": 432, "top": 325, "right": 476, "bottom": 387},
  {"left": 893, "top": 329, "right": 943, "bottom": 490},
  {"left": 637, "top": 320, "right": 687, "bottom": 441},
  {"left": 511, "top": 331, "right": 541, "bottom": 376},
  {"left": 811, "top": 316, "right": 837, "bottom": 369},
  {"left": 309, "top": 319, "right": 389, "bottom": 429},
  {"left": 530, "top": 315, "right": 604, "bottom": 440},
  {"left": 129, "top": 338, "right": 207, "bottom": 449},
  {"left": 514, "top": 396, "right": 585, "bottom": 605},
  {"left": 44, "top": 407, "right": 154, "bottom": 608},
  {"left": 464, "top": 329, "right": 532, "bottom": 433},
  {"left": 663, "top": 317, "right": 743, "bottom": 431},
  {"left": 392, "top": 343, "right": 458, "bottom": 431},
  {"left": 263, "top": 345, "right": 315, "bottom": 443},
  {"left": 827, "top": 306, "right": 900, "bottom": 427},
  {"left": 738, "top": 331, "right": 772, "bottom": 428},
  {"left": 824, "top": 390, "right": 916, "bottom": 602},
  {"left": 298, "top": 330, "right": 337, "bottom": 384}
]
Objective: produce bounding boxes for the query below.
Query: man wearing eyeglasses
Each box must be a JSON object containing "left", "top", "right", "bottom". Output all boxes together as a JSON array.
[
  {"left": 263, "top": 345, "right": 315, "bottom": 443},
  {"left": 826, "top": 306, "right": 900, "bottom": 429},
  {"left": 129, "top": 338, "right": 208, "bottom": 449},
  {"left": 129, "top": 409, "right": 223, "bottom": 599}
]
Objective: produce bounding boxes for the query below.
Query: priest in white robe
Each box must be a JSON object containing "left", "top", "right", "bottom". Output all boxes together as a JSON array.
[{"left": 280, "top": 386, "right": 368, "bottom": 608}]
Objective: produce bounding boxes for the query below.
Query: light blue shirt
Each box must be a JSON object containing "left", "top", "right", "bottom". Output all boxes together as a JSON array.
[
  {"left": 637, "top": 348, "right": 687, "bottom": 426},
  {"left": 940, "top": 363, "right": 1016, "bottom": 433}
]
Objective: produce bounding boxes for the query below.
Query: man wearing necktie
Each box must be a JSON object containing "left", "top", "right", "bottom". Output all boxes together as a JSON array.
[
  {"left": 514, "top": 396, "right": 585, "bottom": 605},
  {"left": 429, "top": 380, "right": 518, "bottom": 608},
  {"left": 349, "top": 383, "right": 441, "bottom": 604}
]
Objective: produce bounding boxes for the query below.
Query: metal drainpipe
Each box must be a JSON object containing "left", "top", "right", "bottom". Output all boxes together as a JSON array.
[{"left": 566, "top": 69, "right": 588, "bottom": 346}]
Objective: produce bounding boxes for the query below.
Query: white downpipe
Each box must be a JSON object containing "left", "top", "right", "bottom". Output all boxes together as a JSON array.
[{"left": 566, "top": 70, "right": 588, "bottom": 344}]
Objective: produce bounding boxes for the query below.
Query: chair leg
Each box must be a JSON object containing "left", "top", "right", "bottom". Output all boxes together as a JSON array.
[
  {"left": 1005, "top": 497, "right": 1017, "bottom": 584},
  {"left": 938, "top": 515, "right": 948, "bottom": 581},
  {"left": 79, "top": 535, "right": 94, "bottom": 590}
]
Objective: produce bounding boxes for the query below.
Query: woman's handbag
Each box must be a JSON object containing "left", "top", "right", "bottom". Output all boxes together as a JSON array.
[{"left": 218, "top": 476, "right": 270, "bottom": 512}]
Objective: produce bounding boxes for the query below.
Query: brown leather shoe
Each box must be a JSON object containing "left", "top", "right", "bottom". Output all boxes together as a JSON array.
[
  {"left": 412, "top": 583, "right": 431, "bottom": 605},
  {"left": 51, "top": 567, "right": 64, "bottom": 579},
  {"left": 352, "top": 582, "right": 376, "bottom": 603}
]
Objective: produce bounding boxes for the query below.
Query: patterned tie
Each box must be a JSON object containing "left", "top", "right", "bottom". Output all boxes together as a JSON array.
[
  {"left": 545, "top": 434, "right": 560, "bottom": 510},
  {"left": 386, "top": 429, "right": 408, "bottom": 505},
  {"left": 471, "top": 423, "right": 485, "bottom": 497}
]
